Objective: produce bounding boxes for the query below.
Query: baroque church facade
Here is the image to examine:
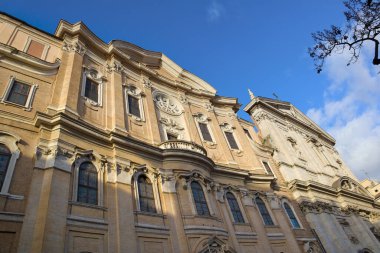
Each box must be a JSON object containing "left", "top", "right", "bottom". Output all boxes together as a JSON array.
[{"left": 0, "top": 12, "right": 378, "bottom": 253}]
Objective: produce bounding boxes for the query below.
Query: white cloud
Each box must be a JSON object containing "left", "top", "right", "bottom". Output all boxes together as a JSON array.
[
  {"left": 207, "top": 1, "right": 224, "bottom": 22},
  {"left": 307, "top": 44, "right": 380, "bottom": 182}
]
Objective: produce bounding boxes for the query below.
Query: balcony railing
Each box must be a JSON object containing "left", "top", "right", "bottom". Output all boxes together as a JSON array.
[{"left": 159, "top": 140, "right": 207, "bottom": 156}]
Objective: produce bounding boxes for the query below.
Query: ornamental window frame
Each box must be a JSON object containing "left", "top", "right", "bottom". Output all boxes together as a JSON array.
[
  {"left": 80, "top": 67, "right": 105, "bottom": 106},
  {"left": 255, "top": 196, "right": 275, "bottom": 226},
  {"left": 190, "top": 180, "right": 211, "bottom": 216},
  {"left": 0, "top": 131, "right": 20, "bottom": 195},
  {"left": 1, "top": 76, "right": 38, "bottom": 111},
  {"left": 281, "top": 199, "right": 302, "bottom": 229},
  {"left": 124, "top": 84, "right": 145, "bottom": 121},
  {"left": 72, "top": 155, "right": 104, "bottom": 206},
  {"left": 133, "top": 170, "right": 162, "bottom": 214},
  {"left": 194, "top": 113, "right": 216, "bottom": 144},
  {"left": 220, "top": 123, "right": 241, "bottom": 151},
  {"left": 225, "top": 191, "right": 246, "bottom": 223}
]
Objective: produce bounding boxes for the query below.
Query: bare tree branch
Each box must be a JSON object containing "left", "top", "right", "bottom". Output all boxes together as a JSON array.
[{"left": 309, "top": 0, "right": 380, "bottom": 73}]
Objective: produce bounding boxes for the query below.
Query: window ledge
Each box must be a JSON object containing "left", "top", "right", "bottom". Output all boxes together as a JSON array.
[
  {"left": 190, "top": 214, "right": 221, "bottom": 221},
  {"left": 292, "top": 227, "right": 305, "bottom": 230},
  {"left": 0, "top": 192, "right": 24, "bottom": 200},
  {"left": 264, "top": 225, "right": 280, "bottom": 228},
  {"left": 69, "top": 201, "right": 107, "bottom": 210},
  {"left": 233, "top": 222, "right": 250, "bottom": 226},
  {"left": 134, "top": 210, "right": 165, "bottom": 218},
  {"left": 0, "top": 100, "right": 31, "bottom": 111},
  {"left": 82, "top": 96, "right": 101, "bottom": 108}
]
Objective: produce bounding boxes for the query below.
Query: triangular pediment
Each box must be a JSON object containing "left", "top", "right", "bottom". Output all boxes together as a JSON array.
[
  {"left": 333, "top": 176, "right": 373, "bottom": 198},
  {"left": 257, "top": 97, "right": 335, "bottom": 143}
]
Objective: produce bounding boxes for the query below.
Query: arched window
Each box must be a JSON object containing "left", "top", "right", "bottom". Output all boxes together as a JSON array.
[
  {"left": 138, "top": 175, "right": 156, "bottom": 213},
  {"left": 77, "top": 162, "right": 98, "bottom": 205},
  {"left": 255, "top": 197, "right": 274, "bottom": 225},
  {"left": 191, "top": 181, "right": 210, "bottom": 216},
  {"left": 226, "top": 192, "right": 244, "bottom": 223},
  {"left": 283, "top": 202, "right": 301, "bottom": 228},
  {"left": 0, "top": 144, "right": 11, "bottom": 191}
]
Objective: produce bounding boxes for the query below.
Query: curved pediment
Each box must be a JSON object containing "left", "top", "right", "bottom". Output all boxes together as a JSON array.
[
  {"left": 333, "top": 176, "right": 373, "bottom": 198},
  {"left": 112, "top": 40, "right": 217, "bottom": 95}
]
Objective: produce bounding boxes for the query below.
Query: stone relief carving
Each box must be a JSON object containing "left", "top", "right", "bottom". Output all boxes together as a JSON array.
[
  {"left": 153, "top": 91, "right": 183, "bottom": 116},
  {"left": 219, "top": 122, "right": 234, "bottom": 132},
  {"left": 205, "top": 102, "right": 214, "bottom": 112},
  {"left": 62, "top": 40, "right": 86, "bottom": 55},
  {"left": 303, "top": 241, "right": 322, "bottom": 253},
  {"left": 199, "top": 236, "right": 236, "bottom": 253},
  {"left": 159, "top": 117, "right": 184, "bottom": 139},
  {"left": 106, "top": 61, "right": 124, "bottom": 73},
  {"left": 143, "top": 78, "right": 153, "bottom": 89},
  {"left": 179, "top": 94, "right": 188, "bottom": 104}
]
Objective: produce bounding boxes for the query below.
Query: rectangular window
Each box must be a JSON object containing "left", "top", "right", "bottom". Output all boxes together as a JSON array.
[
  {"left": 6, "top": 81, "right": 31, "bottom": 106},
  {"left": 26, "top": 40, "right": 45, "bottom": 58},
  {"left": 263, "top": 161, "right": 273, "bottom": 175},
  {"left": 244, "top": 129, "right": 253, "bottom": 140},
  {"left": 199, "top": 123, "right": 213, "bottom": 142},
  {"left": 128, "top": 96, "right": 141, "bottom": 118},
  {"left": 225, "top": 132, "right": 239, "bottom": 149},
  {"left": 84, "top": 78, "right": 99, "bottom": 102}
]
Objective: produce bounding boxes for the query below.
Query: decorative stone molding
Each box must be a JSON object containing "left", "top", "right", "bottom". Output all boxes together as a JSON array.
[
  {"left": 62, "top": 40, "right": 86, "bottom": 55},
  {"left": 227, "top": 112, "right": 237, "bottom": 120},
  {"left": 132, "top": 164, "right": 162, "bottom": 213},
  {"left": 124, "top": 84, "right": 145, "bottom": 121},
  {"left": 106, "top": 61, "right": 124, "bottom": 73},
  {"left": 303, "top": 241, "right": 322, "bottom": 253},
  {"left": 205, "top": 102, "right": 214, "bottom": 112},
  {"left": 143, "top": 78, "right": 153, "bottom": 89},
  {"left": 153, "top": 91, "right": 183, "bottom": 116},
  {"left": 179, "top": 94, "right": 188, "bottom": 104},
  {"left": 179, "top": 171, "right": 214, "bottom": 191},
  {"left": 159, "top": 140, "right": 207, "bottom": 156},
  {"left": 81, "top": 66, "right": 106, "bottom": 107},
  {"left": 159, "top": 169, "right": 176, "bottom": 193},
  {"left": 0, "top": 132, "right": 21, "bottom": 194},
  {"left": 159, "top": 117, "right": 184, "bottom": 139},
  {"left": 35, "top": 143, "right": 75, "bottom": 172},
  {"left": 198, "top": 236, "right": 236, "bottom": 253},
  {"left": 220, "top": 122, "right": 234, "bottom": 132}
]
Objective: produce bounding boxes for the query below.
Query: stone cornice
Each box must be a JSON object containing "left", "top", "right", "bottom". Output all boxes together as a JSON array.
[
  {"left": 0, "top": 42, "right": 61, "bottom": 76},
  {"left": 55, "top": 20, "right": 218, "bottom": 98},
  {"left": 244, "top": 98, "right": 335, "bottom": 145},
  {"left": 290, "top": 179, "right": 377, "bottom": 206}
]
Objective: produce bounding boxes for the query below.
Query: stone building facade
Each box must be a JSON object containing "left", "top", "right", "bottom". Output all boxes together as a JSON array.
[
  {"left": 244, "top": 97, "right": 380, "bottom": 253},
  {"left": 0, "top": 12, "right": 378, "bottom": 253}
]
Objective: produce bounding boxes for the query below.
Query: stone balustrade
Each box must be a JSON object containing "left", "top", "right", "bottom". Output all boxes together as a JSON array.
[{"left": 159, "top": 140, "right": 207, "bottom": 156}]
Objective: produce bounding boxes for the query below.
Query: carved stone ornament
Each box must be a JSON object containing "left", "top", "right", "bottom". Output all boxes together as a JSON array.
[
  {"left": 143, "top": 78, "right": 153, "bottom": 89},
  {"left": 227, "top": 112, "right": 237, "bottom": 120},
  {"left": 199, "top": 236, "right": 236, "bottom": 253},
  {"left": 62, "top": 40, "right": 86, "bottom": 55},
  {"left": 205, "top": 102, "right": 214, "bottom": 112},
  {"left": 179, "top": 171, "right": 213, "bottom": 191},
  {"left": 304, "top": 241, "right": 322, "bottom": 253},
  {"left": 106, "top": 61, "right": 124, "bottom": 73},
  {"left": 159, "top": 169, "right": 177, "bottom": 193},
  {"left": 193, "top": 112, "right": 209, "bottom": 123},
  {"left": 153, "top": 91, "right": 183, "bottom": 116},
  {"left": 179, "top": 94, "right": 188, "bottom": 104},
  {"left": 219, "top": 122, "right": 234, "bottom": 132}
]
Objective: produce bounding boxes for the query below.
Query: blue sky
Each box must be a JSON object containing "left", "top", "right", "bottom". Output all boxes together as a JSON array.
[{"left": 1, "top": 1, "right": 379, "bottom": 181}]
